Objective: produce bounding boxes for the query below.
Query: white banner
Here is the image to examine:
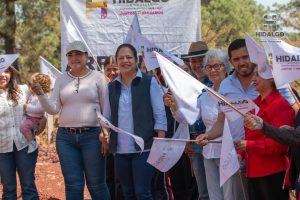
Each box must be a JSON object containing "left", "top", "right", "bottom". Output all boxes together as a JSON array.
[
  {"left": 147, "top": 123, "right": 189, "bottom": 172},
  {"left": 40, "top": 56, "right": 62, "bottom": 89},
  {"left": 125, "top": 14, "right": 184, "bottom": 71},
  {"left": 60, "top": 0, "right": 200, "bottom": 71},
  {"left": 263, "top": 39, "right": 300, "bottom": 88},
  {"left": 0, "top": 54, "right": 19, "bottom": 73}
]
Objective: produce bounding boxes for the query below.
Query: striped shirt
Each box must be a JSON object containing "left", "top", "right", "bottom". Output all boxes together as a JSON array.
[{"left": 0, "top": 85, "right": 29, "bottom": 153}]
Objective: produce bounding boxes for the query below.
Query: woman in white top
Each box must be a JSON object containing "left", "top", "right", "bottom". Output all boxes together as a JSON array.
[
  {"left": 31, "top": 41, "right": 110, "bottom": 200},
  {"left": 0, "top": 67, "right": 39, "bottom": 199},
  {"left": 171, "top": 49, "right": 233, "bottom": 200}
]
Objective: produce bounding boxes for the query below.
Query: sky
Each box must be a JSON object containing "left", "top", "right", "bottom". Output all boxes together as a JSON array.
[{"left": 255, "top": 0, "right": 291, "bottom": 8}]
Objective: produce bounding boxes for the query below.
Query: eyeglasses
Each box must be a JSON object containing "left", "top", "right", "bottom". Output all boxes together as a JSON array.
[{"left": 204, "top": 63, "right": 224, "bottom": 71}]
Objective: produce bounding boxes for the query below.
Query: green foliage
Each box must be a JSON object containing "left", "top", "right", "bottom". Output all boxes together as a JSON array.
[
  {"left": 201, "top": 0, "right": 265, "bottom": 48},
  {"left": 274, "top": 0, "right": 300, "bottom": 47},
  {"left": 0, "top": 0, "right": 60, "bottom": 83}
]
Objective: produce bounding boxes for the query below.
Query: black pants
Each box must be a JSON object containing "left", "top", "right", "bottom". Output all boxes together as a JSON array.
[
  {"left": 168, "top": 153, "right": 198, "bottom": 200},
  {"left": 106, "top": 154, "right": 124, "bottom": 200},
  {"left": 248, "top": 171, "right": 289, "bottom": 200}
]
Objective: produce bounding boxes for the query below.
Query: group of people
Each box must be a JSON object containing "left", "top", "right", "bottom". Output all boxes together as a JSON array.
[{"left": 0, "top": 37, "right": 299, "bottom": 200}]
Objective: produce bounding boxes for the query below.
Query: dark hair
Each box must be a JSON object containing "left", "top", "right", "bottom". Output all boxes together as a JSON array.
[
  {"left": 104, "top": 55, "right": 116, "bottom": 69},
  {"left": 115, "top": 43, "right": 138, "bottom": 62},
  {"left": 6, "top": 67, "right": 21, "bottom": 105},
  {"left": 228, "top": 39, "right": 246, "bottom": 59}
]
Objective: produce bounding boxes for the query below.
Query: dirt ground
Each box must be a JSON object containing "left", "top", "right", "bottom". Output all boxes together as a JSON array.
[{"left": 0, "top": 144, "right": 91, "bottom": 200}]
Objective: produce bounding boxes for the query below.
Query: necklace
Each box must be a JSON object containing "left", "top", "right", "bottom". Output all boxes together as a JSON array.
[{"left": 67, "top": 69, "right": 92, "bottom": 93}]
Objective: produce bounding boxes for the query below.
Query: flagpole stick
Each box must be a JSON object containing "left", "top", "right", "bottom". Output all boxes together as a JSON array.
[
  {"left": 153, "top": 137, "right": 222, "bottom": 143},
  {"left": 288, "top": 83, "right": 300, "bottom": 110},
  {"left": 152, "top": 70, "right": 167, "bottom": 95},
  {"left": 206, "top": 87, "right": 246, "bottom": 117},
  {"left": 238, "top": 170, "right": 248, "bottom": 200}
]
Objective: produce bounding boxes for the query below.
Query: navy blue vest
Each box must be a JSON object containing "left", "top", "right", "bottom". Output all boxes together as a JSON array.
[{"left": 108, "top": 73, "right": 155, "bottom": 153}]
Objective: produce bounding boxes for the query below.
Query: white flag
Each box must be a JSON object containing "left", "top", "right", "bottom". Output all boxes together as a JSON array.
[
  {"left": 147, "top": 123, "right": 189, "bottom": 172},
  {"left": 66, "top": 17, "right": 96, "bottom": 59},
  {"left": 262, "top": 39, "right": 300, "bottom": 88},
  {"left": 66, "top": 17, "right": 103, "bottom": 72},
  {"left": 125, "top": 13, "right": 142, "bottom": 43},
  {"left": 125, "top": 17, "right": 184, "bottom": 71},
  {"left": 155, "top": 52, "right": 207, "bottom": 124},
  {"left": 220, "top": 118, "right": 240, "bottom": 186},
  {"left": 40, "top": 56, "right": 62, "bottom": 89},
  {"left": 245, "top": 33, "right": 273, "bottom": 79},
  {"left": 66, "top": 17, "right": 81, "bottom": 43},
  {"left": 0, "top": 54, "right": 19, "bottom": 73},
  {"left": 95, "top": 111, "right": 144, "bottom": 151}
]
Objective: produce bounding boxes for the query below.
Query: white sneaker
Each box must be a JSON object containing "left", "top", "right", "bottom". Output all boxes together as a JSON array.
[{"left": 27, "top": 140, "right": 39, "bottom": 153}]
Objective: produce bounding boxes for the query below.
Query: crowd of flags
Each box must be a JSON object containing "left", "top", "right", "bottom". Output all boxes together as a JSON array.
[{"left": 1, "top": 14, "right": 300, "bottom": 186}]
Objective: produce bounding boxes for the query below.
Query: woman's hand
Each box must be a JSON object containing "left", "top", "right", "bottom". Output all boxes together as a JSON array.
[
  {"left": 244, "top": 114, "right": 263, "bottom": 130},
  {"left": 163, "top": 93, "right": 178, "bottom": 111},
  {"left": 99, "top": 130, "right": 110, "bottom": 156},
  {"left": 235, "top": 140, "right": 247, "bottom": 151},
  {"left": 196, "top": 133, "right": 209, "bottom": 146},
  {"left": 30, "top": 83, "right": 45, "bottom": 96},
  {"left": 157, "top": 130, "right": 165, "bottom": 138},
  {"left": 101, "top": 142, "right": 110, "bottom": 157}
]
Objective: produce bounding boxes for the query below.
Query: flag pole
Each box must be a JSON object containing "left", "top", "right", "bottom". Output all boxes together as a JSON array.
[
  {"left": 206, "top": 87, "right": 247, "bottom": 117},
  {"left": 153, "top": 137, "right": 221, "bottom": 143},
  {"left": 238, "top": 171, "right": 248, "bottom": 200}
]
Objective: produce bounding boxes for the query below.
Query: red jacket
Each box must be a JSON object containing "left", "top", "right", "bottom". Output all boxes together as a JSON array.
[{"left": 244, "top": 89, "right": 295, "bottom": 178}]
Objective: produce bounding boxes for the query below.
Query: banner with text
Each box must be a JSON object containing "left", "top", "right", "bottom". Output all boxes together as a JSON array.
[{"left": 60, "top": 0, "right": 200, "bottom": 71}]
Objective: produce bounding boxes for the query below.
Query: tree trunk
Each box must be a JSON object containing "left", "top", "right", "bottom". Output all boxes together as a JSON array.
[{"left": 4, "top": 0, "right": 16, "bottom": 54}]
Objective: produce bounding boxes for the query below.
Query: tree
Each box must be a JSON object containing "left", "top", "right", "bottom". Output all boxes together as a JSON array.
[
  {"left": 0, "top": 1, "right": 60, "bottom": 81},
  {"left": 0, "top": 0, "right": 17, "bottom": 54},
  {"left": 274, "top": 0, "right": 300, "bottom": 47},
  {"left": 201, "top": 0, "right": 265, "bottom": 48}
]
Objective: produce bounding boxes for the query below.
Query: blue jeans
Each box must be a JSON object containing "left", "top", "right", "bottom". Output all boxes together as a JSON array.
[
  {"left": 56, "top": 127, "right": 110, "bottom": 200},
  {"left": 0, "top": 144, "right": 39, "bottom": 200},
  {"left": 115, "top": 152, "right": 155, "bottom": 200},
  {"left": 190, "top": 143, "right": 209, "bottom": 200}
]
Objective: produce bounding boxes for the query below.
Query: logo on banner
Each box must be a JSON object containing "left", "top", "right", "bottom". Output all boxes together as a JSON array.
[
  {"left": 256, "top": 13, "right": 285, "bottom": 39},
  {"left": 86, "top": 0, "right": 108, "bottom": 19},
  {"left": 113, "top": 0, "right": 169, "bottom": 4},
  {"left": 267, "top": 52, "right": 273, "bottom": 65}
]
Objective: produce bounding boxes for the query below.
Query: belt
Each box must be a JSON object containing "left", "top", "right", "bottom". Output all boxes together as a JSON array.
[{"left": 63, "top": 127, "right": 96, "bottom": 134}]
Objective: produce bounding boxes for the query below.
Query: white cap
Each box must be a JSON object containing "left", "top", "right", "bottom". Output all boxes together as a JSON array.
[
  {"left": 66, "top": 41, "right": 87, "bottom": 55},
  {"left": 257, "top": 58, "right": 273, "bottom": 79}
]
